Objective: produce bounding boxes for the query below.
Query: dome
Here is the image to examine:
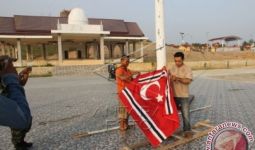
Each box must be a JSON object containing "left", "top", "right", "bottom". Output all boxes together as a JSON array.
[{"left": 68, "top": 8, "right": 88, "bottom": 25}]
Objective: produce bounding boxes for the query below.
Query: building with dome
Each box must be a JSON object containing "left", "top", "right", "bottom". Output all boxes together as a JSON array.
[{"left": 0, "top": 8, "right": 147, "bottom": 66}]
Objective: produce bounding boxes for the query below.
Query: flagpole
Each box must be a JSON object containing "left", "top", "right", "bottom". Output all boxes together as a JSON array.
[{"left": 155, "top": 0, "right": 166, "bottom": 69}]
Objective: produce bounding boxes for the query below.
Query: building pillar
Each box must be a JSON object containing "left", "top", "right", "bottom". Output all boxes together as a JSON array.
[
  {"left": 140, "top": 40, "right": 144, "bottom": 62},
  {"left": 17, "top": 39, "right": 22, "bottom": 66},
  {"left": 221, "top": 40, "right": 225, "bottom": 47},
  {"left": 57, "top": 34, "right": 63, "bottom": 64},
  {"left": 100, "top": 35, "right": 105, "bottom": 63},
  {"left": 1, "top": 42, "right": 6, "bottom": 55},
  {"left": 125, "top": 40, "right": 129, "bottom": 55}
]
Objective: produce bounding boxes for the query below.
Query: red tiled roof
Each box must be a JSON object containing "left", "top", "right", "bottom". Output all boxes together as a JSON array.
[
  {"left": 88, "top": 18, "right": 128, "bottom": 34},
  {"left": 0, "top": 17, "right": 16, "bottom": 34},
  {"left": 0, "top": 15, "right": 145, "bottom": 37},
  {"left": 124, "top": 22, "right": 144, "bottom": 37},
  {"left": 14, "top": 15, "right": 67, "bottom": 32}
]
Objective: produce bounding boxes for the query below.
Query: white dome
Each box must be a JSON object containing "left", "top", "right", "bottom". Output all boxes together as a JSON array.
[{"left": 68, "top": 8, "right": 88, "bottom": 25}]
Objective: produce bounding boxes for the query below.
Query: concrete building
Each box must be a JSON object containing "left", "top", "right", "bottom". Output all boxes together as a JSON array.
[
  {"left": 0, "top": 8, "right": 148, "bottom": 66},
  {"left": 209, "top": 36, "right": 241, "bottom": 52}
]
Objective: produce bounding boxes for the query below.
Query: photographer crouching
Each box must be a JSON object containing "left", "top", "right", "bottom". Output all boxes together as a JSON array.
[{"left": 0, "top": 55, "right": 33, "bottom": 150}]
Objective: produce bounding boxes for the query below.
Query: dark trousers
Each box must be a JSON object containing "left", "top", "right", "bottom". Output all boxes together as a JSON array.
[
  {"left": 11, "top": 118, "right": 32, "bottom": 145},
  {"left": 174, "top": 97, "right": 191, "bottom": 131}
]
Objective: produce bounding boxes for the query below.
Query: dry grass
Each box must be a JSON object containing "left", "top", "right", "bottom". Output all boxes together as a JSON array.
[{"left": 142, "top": 43, "right": 255, "bottom": 62}]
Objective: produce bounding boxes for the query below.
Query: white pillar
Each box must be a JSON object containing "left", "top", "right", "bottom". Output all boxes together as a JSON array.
[
  {"left": 125, "top": 40, "right": 129, "bottom": 55},
  {"left": 140, "top": 40, "right": 144, "bottom": 62},
  {"left": 155, "top": 0, "right": 166, "bottom": 69},
  {"left": 57, "top": 34, "right": 63, "bottom": 64},
  {"left": 17, "top": 39, "right": 22, "bottom": 66},
  {"left": 1, "top": 42, "right": 6, "bottom": 55},
  {"left": 100, "top": 35, "right": 105, "bottom": 63},
  {"left": 221, "top": 40, "right": 224, "bottom": 47}
]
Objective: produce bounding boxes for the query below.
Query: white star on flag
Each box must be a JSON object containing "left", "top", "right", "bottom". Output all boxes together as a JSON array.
[{"left": 156, "top": 94, "right": 163, "bottom": 102}]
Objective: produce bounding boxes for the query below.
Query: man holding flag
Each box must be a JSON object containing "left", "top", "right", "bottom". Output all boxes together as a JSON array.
[
  {"left": 169, "top": 52, "right": 193, "bottom": 138},
  {"left": 115, "top": 55, "right": 140, "bottom": 132}
]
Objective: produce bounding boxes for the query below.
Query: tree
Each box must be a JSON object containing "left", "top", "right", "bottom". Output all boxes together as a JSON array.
[{"left": 248, "top": 39, "right": 254, "bottom": 44}]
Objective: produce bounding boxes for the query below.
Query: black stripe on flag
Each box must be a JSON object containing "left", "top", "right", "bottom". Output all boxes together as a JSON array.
[
  {"left": 138, "top": 71, "right": 166, "bottom": 83},
  {"left": 166, "top": 83, "right": 171, "bottom": 114},
  {"left": 123, "top": 88, "right": 165, "bottom": 142}
]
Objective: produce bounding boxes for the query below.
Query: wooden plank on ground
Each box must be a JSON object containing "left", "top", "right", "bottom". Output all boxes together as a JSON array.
[
  {"left": 72, "top": 126, "right": 119, "bottom": 139},
  {"left": 72, "top": 124, "right": 135, "bottom": 139},
  {"left": 193, "top": 119, "right": 211, "bottom": 128},
  {"left": 157, "top": 127, "right": 213, "bottom": 150},
  {"left": 196, "top": 122, "right": 214, "bottom": 128}
]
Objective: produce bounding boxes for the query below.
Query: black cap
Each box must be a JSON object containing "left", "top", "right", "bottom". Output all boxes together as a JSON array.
[{"left": 121, "top": 55, "right": 130, "bottom": 59}]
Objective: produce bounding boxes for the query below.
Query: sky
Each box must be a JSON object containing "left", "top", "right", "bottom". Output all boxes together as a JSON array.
[{"left": 0, "top": 0, "right": 254, "bottom": 44}]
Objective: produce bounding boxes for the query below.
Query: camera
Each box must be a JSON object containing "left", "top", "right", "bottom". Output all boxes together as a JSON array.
[{"left": 108, "top": 64, "right": 116, "bottom": 80}]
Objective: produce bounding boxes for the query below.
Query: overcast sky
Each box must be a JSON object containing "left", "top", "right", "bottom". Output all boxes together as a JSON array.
[{"left": 0, "top": 0, "right": 254, "bottom": 44}]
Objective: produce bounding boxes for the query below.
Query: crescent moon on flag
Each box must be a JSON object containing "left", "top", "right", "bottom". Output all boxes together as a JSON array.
[{"left": 140, "top": 81, "right": 160, "bottom": 101}]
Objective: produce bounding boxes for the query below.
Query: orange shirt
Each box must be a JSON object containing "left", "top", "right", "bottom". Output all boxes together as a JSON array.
[{"left": 115, "top": 66, "right": 132, "bottom": 94}]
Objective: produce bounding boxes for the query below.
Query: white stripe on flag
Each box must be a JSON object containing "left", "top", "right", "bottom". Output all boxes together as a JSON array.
[{"left": 165, "top": 79, "right": 173, "bottom": 114}]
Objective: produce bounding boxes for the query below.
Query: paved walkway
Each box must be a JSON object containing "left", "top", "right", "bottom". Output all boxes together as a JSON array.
[{"left": 0, "top": 67, "right": 255, "bottom": 149}]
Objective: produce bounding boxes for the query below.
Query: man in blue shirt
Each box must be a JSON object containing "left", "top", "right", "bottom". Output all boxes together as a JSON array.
[{"left": 0, "top": 56, "right": 33, "bottom": 150}]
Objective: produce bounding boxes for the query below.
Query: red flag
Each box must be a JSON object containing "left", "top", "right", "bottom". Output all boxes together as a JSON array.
[{"left": 119, "top": 69, "right": 179, "bottom": 147}]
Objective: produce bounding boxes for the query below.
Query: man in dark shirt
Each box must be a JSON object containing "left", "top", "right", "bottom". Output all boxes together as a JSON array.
[{"left": 0, "top": 56, "right": 33, "bottom": 150}]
